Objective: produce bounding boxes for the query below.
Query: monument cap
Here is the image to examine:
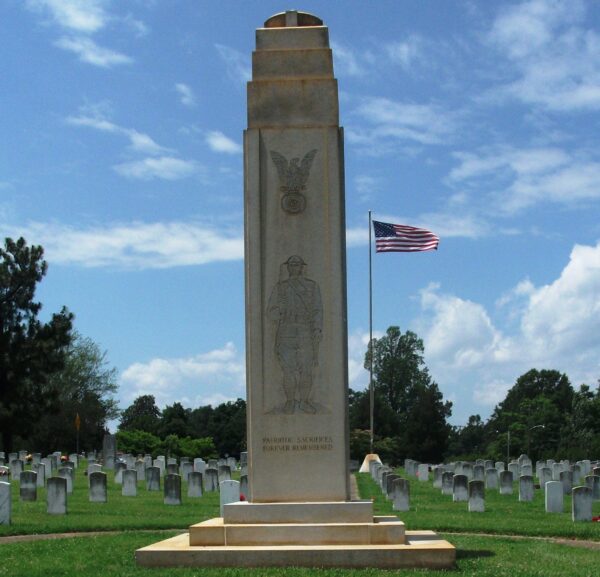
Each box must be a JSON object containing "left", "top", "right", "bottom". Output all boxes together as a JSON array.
[{"left": 264, "top": 11, "right": 323, "bottom": 28}]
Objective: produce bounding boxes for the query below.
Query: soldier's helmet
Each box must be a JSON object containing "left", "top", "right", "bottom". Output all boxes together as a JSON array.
[{"left": 285, "top": 255, "right": 306, "bottom": 266}]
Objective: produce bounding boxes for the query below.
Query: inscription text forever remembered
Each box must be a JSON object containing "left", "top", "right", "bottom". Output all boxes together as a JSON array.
[{"left": 262, "top": 436, "right": 333, "bottom": 452}]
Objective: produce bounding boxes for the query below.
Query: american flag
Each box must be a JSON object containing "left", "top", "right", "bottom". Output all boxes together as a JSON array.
[{"left": 373, "top": 220, "right": 439, "bottom": 253}]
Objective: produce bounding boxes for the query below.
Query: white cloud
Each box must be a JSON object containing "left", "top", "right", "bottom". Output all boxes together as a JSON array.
[
  {"left": 420, "top": 283, "right": 505, "bottom": 369},
  {"left": 5, "top": 221, "right": 243, "bottom": 269},
  {"left": 353, "top": 175, "right": 382, "bottom": 202},
  {"left": 385, "top": 36, "right": 423, "bottom": 70},
  {"left": 345, "top": 226, "right": 369, "bottom": 248},
  {"left": 472, "top": 380, "right": 513, "bottom": 407},
  {"left": 120, "top": 342, "right": 245, "bottom": 407},
  {"left": 449, "top": 146, "right": 600, "bottom": 213},
  {"left": 67, "top": 112, "right": 167, "bottom": 155},
  {"left": 349, "top": 97, "right": 457, "bottom": 151},
  {"left": 175, "top": 83, "right": 196, "bottom": 107},
  {"left": 414, "top": 242, "right": 600, "bottom": 419},
  {"left": 27, "top": 0, "right": 108, "bottom": 33},
  {"left": 488, "top": 0, "right": 600, "bottom": 110},
  {"left": 518, "top": 242, "right": 600, "bottom": 367},
  {"left": 55, "top": 36, "right": 132, "bottom": 67},
  {"left": 215, "top": 44, "right": 251, "bottom": 84},
  {"left": 205, "top": 131, "right": 242, "bottom": 154},
  {"left": 113, "top": 156, "right": 199, "bottom": 180},
  {"left": 330, "top": 41, "right": 368, "bottom": 77}
]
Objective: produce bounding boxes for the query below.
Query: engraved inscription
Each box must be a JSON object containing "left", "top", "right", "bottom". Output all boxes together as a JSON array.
[
  {"left": 262, "top": 436, "right": 333, "bottom": 452},
  {"left": 267, "top": 255, "right": 325, "bottom": 414},
  {"left": 269, "top": 149, "right": 317, "bottom": 214}
]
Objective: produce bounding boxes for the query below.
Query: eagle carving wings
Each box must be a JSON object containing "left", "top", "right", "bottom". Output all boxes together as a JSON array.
[{"left": 270, "top": 149, "right": 318, "bottom": 193}]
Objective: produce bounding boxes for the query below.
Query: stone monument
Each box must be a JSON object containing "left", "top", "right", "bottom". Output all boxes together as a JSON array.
[{"left": 136, "top": 10, "right": 454, "bottom": 569}]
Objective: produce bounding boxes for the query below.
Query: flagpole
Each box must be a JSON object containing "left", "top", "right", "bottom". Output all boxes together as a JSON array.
[{"left": 368, "top": 210, "right": 374, "bottom": 455}]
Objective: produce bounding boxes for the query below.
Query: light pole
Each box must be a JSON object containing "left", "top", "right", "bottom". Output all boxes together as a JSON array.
[
  {"left": 527, "top": 424, "right": 545, "bottom": 457},
  {"left": 506, "top": 430, "right": 510, "bottom": 463}
]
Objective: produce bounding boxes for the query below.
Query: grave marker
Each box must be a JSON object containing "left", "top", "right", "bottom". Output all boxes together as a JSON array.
[
  {"left": 0, "top": 482, "right": 10, "bottom": 525},
  {"left": 545, "top": 481, "right": 563, "bottom": 513},
  {"left": 164, "top": 474, "right": 182, "bottom": 505},
  {"left": 47, "top": 477, "right": 67, "bottom": 514},
  {"left": 89, "top": 472, "right": 108, "bottom": 503}
]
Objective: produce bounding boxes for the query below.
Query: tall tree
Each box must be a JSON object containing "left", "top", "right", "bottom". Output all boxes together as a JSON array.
[
  {"left": 364, "top": 326, "right": 452, "bottom": 462},
  {"left": 0, "top": 237, "right": 73, "bottom": 452},
  {"left": 159, "top": 402, "right": 191, "bottom": 438},
  {"left": 26, "top": 333, "right": 119, "bottom": 453},
  {"left": 209, "top": 399, "right": 246, "bottom": 456},
  {"left": 486, "top": 369, "right": 573, "bottom": 460},
  {"left": 119, "top": 394, "right": 162, "bottom": 434}
]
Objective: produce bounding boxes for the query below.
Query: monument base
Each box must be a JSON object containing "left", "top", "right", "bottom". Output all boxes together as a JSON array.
[{"left": 135, "top": 501, "right": 455, "bottom": 569}]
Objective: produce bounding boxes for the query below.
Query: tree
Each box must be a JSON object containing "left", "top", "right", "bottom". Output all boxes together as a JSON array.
[
  {"left": 446, "top": 415, "right": 486, "bottom": 460},
  {"left": 486, "top": 369, "right": 573, "bottom": 460},
  {"left": 363, "top": 326, "right": 452, "bottom": 463},
  {"left": 25, "top": 333, "right": 119, "bottom": 454},
  {"left": 119, "top": 394, "right": 161, "bottom": 434},
  {"left": 0, "top": 237, "right": 73, "bottom": 453},
  {"left": 209, "top": 399, "right": 246, "bottom": 456},
  {"left": 159, "top": 402, "right": 191, "bottom": 438},
  {"left": 559, "top": 381, "right": 600, "bottom": 460}
]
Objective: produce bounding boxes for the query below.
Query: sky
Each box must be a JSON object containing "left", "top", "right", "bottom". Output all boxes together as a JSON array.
[{"left": 2, "top": 0, "right": 600, "bottom": 428}]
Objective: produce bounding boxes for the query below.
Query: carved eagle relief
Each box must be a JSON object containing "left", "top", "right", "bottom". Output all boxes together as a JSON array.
[{"left": 270, "top": 149, "right": 318, "bottom": 193}]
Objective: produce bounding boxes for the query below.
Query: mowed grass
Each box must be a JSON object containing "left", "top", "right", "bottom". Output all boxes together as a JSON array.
[
  {"left": 1, "top": 464, "right": 599, "bottom": 576},
  {"left": 0, "top": 461, "right": 220, "bottom": 536},
  {"left": 1, "top": 532, "right": 599, "bottom": 577},
  {"left": 358, "top": 470, "right": 600, "bottom": 540}
]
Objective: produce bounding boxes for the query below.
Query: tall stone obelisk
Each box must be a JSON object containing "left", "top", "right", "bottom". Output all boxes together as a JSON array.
[
  {"left": 244, "top": 10, "right": 349, "bottom": 503},
  {"left": 136, "top": 13, "right": 455, "bottom": 567}
]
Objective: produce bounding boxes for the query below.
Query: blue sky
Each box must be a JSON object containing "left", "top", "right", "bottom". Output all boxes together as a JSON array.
[{"left": 3, "top": 1, "right": 600, "bottom": 427}]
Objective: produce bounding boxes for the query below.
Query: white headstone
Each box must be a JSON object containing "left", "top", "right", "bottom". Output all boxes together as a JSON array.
[
  {"left": 146, "top": 466, "right": 161, "bottom": 491},
  {"left": 19, "top": 471, "right": 37, "bottom": 501},
  {"left": 572, "top": 486, "right": 592, "bottom": 522},
  {"left": 47, "top": 477, "right": 67, "bottom": 514},
  {"left": 33, "top": 463, "right": 46, "bottom": 487},
  {"left": 545, "top": 481, "right": 563, "bottom": 513},
  {"left": 452, "top": 474, "right": 468, "bottom": 502},
  {"left": 519, "top": 475, "right": 534, "bottom": 502},
  {"left": 89, "top": 472, "right": 107, "bottom": 503},
  {"left": 0, "top": 481, "right": 11, "bottom": 525},
  {"left": 392, "top": 478, "right": 410, "bottom": 512},
  {"left": 187, "top": 472, "right": 203, "bottom": 498},
  {"left": 164, "top": 474, "right": 181, "bottom": 505},
  {"left": 122, "top": 469, "right": 137, "bottom": 497},
  {"left": 220, "top": 480, "right": 240, "bottom": 515},
  {"left": 468, "top": 480, "right": 485, "bottom": 512}
]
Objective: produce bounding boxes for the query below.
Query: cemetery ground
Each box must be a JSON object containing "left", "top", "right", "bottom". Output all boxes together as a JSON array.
[{"left": 0, "top": 464, "right": 598, "bottom": 577}]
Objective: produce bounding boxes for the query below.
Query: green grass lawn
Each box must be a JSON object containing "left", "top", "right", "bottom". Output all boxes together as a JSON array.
[{"left": 0, "top": 463, "right": 599, "bottom": 577}]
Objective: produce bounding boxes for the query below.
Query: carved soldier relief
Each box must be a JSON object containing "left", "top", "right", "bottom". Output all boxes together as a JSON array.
[
  {"left": 266, "top": 255, "right": 327, "bottom": 414},
  {"left": 269, "top": 149, "right": 318, "bottom": 214}
]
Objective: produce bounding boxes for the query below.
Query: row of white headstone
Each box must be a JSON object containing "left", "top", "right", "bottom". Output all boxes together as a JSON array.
[
  {"left": 402, "top": 457, "right": 600, "bottom": 521},
  {"left": 0, "top": 455, "right": 249, "bottom": 525}
]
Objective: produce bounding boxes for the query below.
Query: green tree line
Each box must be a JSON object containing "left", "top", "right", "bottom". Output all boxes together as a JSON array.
[
  {"left": 447, "top": 369, "right": 600, "bottom": 463},
  {"left": 117, "top": 395, "right": 246, "bottom": 458}
]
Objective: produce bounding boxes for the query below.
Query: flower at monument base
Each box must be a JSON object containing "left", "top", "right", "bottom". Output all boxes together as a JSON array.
[
  {"left": 26, "top": 454, "right": 32, "bottom": 462},
  {"left": 60, "top": 455, "right": 67, "bottom": 462},
  {"left": 593, "top": 516, "right": 600, "bottom": 522},
  {"left": 0, "top": 469, "right": 8, "bottom": 476},
  {"left": 240, "top": 494, "right": 246, "bottom": 501}
]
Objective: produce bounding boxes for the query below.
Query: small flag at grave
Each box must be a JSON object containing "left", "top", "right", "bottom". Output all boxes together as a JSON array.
[{"left": 372, "top": 220, "right": 439, "bottom": 253}]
